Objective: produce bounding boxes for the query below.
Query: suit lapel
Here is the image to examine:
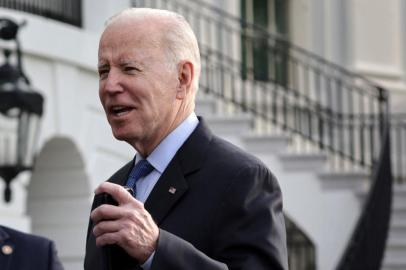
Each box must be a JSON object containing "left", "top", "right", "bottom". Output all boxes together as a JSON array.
[
  {"left": 104, "top": 148, "right": 190, "bottom": 225},
  {"left": 108, "top": 160, "right": 134, "bottom": 186},
  {"left": 144, "top": 118, "right": 213, "bottom": 225},
  {"left": 107, "top": 119, "right": 213, "bottom": 225},
  {"left": 144, "top": 158, "right": 188, "bottom": 224},
  {"left": 0, "top": 227, "right": 12, "bottom": 270}
]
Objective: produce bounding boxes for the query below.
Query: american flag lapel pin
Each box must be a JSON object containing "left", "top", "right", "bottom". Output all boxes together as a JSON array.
[
  {"left": 168, "top": 187, "right": 177, "bottom": 194},
  {"left": 2, "top": 244, "right": 13, "bottom": 255}
]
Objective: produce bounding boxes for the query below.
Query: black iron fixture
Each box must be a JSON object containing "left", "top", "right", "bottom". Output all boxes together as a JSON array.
[{"left": 0, "top": 18, "right": 44, "bottom": 202}]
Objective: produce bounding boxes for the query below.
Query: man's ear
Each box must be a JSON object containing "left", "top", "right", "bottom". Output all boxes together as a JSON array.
[{"left": 176, "top": 60, "right": 194, "bottom": 99}]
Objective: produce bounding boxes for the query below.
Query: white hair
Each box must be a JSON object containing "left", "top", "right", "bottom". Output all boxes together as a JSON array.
[{"left": 106, "top": 8, "right": 201, "bottom": 92}]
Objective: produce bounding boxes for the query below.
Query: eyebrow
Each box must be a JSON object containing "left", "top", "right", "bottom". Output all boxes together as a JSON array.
[
  {"left": 97, "top": 59, "right": 141, "bottom": 68},
  {"left": 119, "top": 59, "right": 141, "bottom": 66},
  {"left": 97, "top": 63, "right": 109, "bottom": 70}
]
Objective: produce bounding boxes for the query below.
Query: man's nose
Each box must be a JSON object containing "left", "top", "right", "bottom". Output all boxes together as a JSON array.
[{"left": 103, "top": 70, "right": 124, "bottom": 94}]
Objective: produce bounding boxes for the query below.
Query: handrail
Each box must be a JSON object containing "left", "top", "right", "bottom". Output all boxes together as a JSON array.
[
  {"left": 134, "top": 0, "right": 389, "bottom": 173},
  {"left": 199, "top": 44, "right": 386, "bottom": 170},
  {"left": 285, "top": 215, "right": 316, "bottom": 270},
  {"left": 336, "top": 116, "right": 392, "bottom": 270},
  {"left": 0, "top": 0, "right": 82, "bottom": 27},
  {"left": 391, "top": 113, "right": 406, "bottom": 183},
  {"left": 133, "top": 0, "right": 380, "bottom": 92}
]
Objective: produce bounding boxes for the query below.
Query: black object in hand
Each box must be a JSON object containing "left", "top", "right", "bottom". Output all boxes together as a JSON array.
[
  {"left": 93, "top": 187, "right": 137, "bottom": 270},
  {"left": 94, "top": 192, "right": 118, "bottom": 208},
  {"left": 94, "top": 187, "right": 134, "bottom": 208}
]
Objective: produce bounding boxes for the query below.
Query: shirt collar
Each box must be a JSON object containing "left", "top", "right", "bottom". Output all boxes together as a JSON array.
[{"left": 135, "top": 113, "right": 199, "bottom": 173}]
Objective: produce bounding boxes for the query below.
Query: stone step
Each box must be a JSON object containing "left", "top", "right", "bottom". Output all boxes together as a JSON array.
[
  {"left": 382, "top": 263, "right": 406, "bottom": 270},
  {"left": 278, "top": 152, "right": 327, "bottom": 171},
  {"left": 384, "top": 184, "right": 406, "bottom": 270},
  {"left": 242, "top": 134, "right": 290, "bottom": 154},
  {"left": 318, "top": 170, "right": 370, "bottom": 190},
  {"left": 385, "top": 237, "right": 406, "bottom": 263},
  {"left": 391, "top": 205, "right": 406, "bottom": 225},
  {"left": 383, "top": 251, "right": 406, "bottom": 268},
  {"left": 389, "top": 217, "right": 406, "bottom": 243},
  {"left": 385, "top": 227, "right": 406, "bottom": 267},
  {"left": 387, "top": 237, "right": 406, "bottom": 249},
  {"left": 205, "top": 114, "right": 253, "bottom": 136},
  {"left": 354, "top": 183, "right": 406, "bottom": 207},
  {"left": 354, "top": 183, "right": 406, "bottom": 212},
  {"left": 393, "top": 185, "right": 406, "bottom": 207}
]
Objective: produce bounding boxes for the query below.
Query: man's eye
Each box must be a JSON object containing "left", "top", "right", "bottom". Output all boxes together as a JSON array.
[
  {"left": 124, "top": 66, "right": 140, "bottom": 72},
  {"left": 98, "top": 69, "right": 109, "bottom": 78}
]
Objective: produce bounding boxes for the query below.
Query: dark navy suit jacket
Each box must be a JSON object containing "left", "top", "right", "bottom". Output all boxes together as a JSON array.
[
  {"left": 85, "top": 118, "right": 288, "bottom": 270},
  {"left": 0, "top": 225, "right": 63, "bottom": 270}
]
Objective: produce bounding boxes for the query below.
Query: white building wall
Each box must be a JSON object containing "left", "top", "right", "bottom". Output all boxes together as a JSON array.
[
  {"left": 286, "top": 0, "right": 406, "bottom": 113},
  {"left": 83, "top": 0, "right": 131, "bottom": 32},
  {"left": 349, "top": 0, "right": 405, "bottom": 92},
  {"left": 288, "top": 0, "right": 313, "bottom": 53},
  {"left": 323, "top": 0, "right": 349, "bottom": 67}
]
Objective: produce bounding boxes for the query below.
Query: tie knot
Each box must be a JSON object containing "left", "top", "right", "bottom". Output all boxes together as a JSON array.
[{"left": 129, "top": 159, "right": 154, "bottom": 181}]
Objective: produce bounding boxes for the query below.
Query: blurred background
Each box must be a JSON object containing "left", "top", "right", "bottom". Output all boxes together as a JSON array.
[{"left": 0, "top": 0, "right": 405, "bottom": 269}]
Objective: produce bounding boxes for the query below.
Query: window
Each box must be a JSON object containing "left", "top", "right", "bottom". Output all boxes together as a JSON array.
[{"left": 241, "top": 0, "right": 289, "bottom": 85}]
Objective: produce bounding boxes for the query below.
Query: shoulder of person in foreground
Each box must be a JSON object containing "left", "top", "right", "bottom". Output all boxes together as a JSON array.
[{"left": 0, "top": 225, "right": 64, "bottom": 270}]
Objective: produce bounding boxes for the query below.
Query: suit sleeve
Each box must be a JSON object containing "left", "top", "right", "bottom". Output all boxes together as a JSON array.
[{"left": 150, "top": 164, "right": 288, "bottom": 270}]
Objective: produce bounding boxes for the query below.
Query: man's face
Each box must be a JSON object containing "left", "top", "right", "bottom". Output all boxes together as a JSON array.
[{"left": 98, "top": 19, "right": 180, "bottom": 153}]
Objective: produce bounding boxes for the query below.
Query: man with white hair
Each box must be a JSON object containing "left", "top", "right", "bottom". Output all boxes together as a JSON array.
[{"left": 84, "top": 8, "right": 288, "bottom": 270}]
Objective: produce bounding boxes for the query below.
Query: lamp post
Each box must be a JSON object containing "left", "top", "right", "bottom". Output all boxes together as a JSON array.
[{"left": 0, "top": 18, "right": 44, "bottom": 202}]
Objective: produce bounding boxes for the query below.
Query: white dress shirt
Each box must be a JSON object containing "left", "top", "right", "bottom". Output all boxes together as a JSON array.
[{"left": 134, "top": 113, "right": 199, "bottom": 269}]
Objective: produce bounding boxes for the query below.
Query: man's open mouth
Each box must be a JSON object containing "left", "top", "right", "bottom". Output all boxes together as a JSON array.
[{"left": 110, "top": 106, "right": 133, "bottom": 117}]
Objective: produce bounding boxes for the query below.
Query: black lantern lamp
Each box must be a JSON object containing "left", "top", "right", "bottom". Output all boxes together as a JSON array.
[{"left": 0, "top": 18, "right": 44, "bottom": 202}]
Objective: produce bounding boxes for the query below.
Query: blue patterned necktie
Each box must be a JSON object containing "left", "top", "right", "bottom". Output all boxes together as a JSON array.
[{"left": 126, "top": 159, "right": 154, "bottom": 197}]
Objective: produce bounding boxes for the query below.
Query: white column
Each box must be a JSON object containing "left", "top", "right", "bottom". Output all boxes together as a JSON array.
[
  {"left": 398, "top": 0, "right": 406, "bottom": 112},
  {"left": 310, "top": 0, "right": 325, "bottom": 57},
  {"left": 288, "top": 0, "right": 312, "bottom": 51},
  {"left": 324, "top": 0, "right": 349, "bottom": 66},
  {"left": 348, "top": 0, "right": 406, "bottom": 108}
]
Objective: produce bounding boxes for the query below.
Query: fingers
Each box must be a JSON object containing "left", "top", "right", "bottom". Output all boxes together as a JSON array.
[
  {"left": 91, "top": 205, "right": 157, "bottom": 247},
  {"left": 91, "top": 203, "right": 122, "bottom": 224},
  {"left": 94, "top": 182, "right": 133, "bottom": 204},
  {"left": 91, "top": 205, "right": 136, "bottom": 247},
  {"left": 91, "top": 182, "right": 143, "bottom": 224},
  {"left": 94, "top": 225, "right": 123, "bottom": 247},
  {"left": 90, "top": 183, "right": 160, "bottom": 261},
  {"left": 95, "top": 231, "right": 119, "bottom": 247},
  {"left": 93, "top": 219, "right": 120, "bottom": 238},
  {"left": 91, "top": 200, "right": 146, "bottom": 224},
  {"left": 93, "top": 212, "right": 159, "bottom": 261},
  {"left": 95, "top": 182, "right": 137, "bottom": 206}
]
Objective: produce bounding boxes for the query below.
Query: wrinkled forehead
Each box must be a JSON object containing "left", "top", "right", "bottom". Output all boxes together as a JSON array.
[{"left": 98, "top": 16, "right": 163, "bottom": 55}]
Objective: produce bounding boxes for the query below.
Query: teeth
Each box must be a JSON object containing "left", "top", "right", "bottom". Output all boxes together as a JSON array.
[
  {"left": 112, "top": 106, "right": 125, "bottom": 112},
  {"left": 117, "top": 111, "right": 127, "bottom": 116},
  {"left": 111, "top": 105, "right": 131, "bottom": 116}
]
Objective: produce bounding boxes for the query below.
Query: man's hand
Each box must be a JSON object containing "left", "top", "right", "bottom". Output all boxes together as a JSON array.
[{"left": 91, "top": 182, "right": 159, "bottom": 263}]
